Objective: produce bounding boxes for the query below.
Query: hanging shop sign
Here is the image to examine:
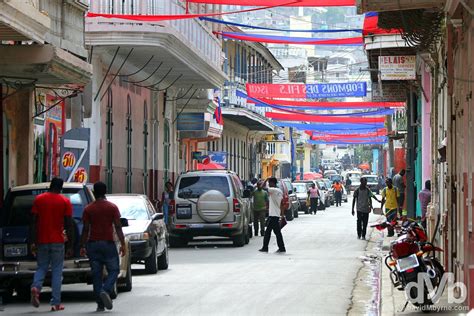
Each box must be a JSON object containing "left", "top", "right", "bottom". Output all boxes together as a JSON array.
[
  {"left": 177, "top": 113, "right": 205, "bottom": 131},
  {"left": 208, "top": 151, "right": 228, "bottom": 169},
  {"left": 378, "top": 55, "right": 416, "bottom": 80},
  {"left": 371, "top": 83, "right": 407, "bottom": 102},
  {"left": 59, "top": 128, "right": 90, "bottom": 184},
  {"left": 246, "top": 82, "right": 367, "bottom": 99}
]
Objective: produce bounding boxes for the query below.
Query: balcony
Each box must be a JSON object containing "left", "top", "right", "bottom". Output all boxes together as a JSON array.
[
  {"left": 222, "top": 83, "right": 274, "bottom": 131},
  {"left": 0, "top": 0, "right": 50, "bottom": 43},
  {"left": 356, "top": 0, "right": 445, "bottom": 14},
  {"left": 86, "top": 0, "right": 226, "bottom": 88}
]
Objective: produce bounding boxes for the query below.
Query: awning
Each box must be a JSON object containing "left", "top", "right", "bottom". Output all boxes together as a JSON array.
[{"left": 222, "top": 107, "right": 274, "bottom": 131}]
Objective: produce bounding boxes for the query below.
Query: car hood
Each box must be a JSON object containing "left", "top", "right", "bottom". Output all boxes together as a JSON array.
[
  {"left": 122, "top": 220, "right": 151, "bottom": 235},
  {"left": 295, "top": 192, "right": 307, "bottom": 199}
]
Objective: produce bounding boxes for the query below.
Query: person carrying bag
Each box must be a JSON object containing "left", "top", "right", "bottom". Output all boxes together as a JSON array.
[{"left": 259, "top": 178, "right": 286, "bottom": 253}]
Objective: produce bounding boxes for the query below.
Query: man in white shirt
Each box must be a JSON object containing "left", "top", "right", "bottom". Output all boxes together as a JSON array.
[{"left": 259, "top": 177, "right": 286, "bottom": 253}]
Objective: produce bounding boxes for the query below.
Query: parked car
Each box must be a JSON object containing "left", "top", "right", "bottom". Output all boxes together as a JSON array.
[
  {"left": 322, "top": 178, "right": 335, "bottom": 205},
  {"left": 281, "top": 179, "right": 299, "bottom": 219},
  {"left": 328, "top": 174, "right": 343, "bottom": 183},
  {"left": 345, "top": 171, "right": 362, "bottom": 192},
  {"left": 361, "top": 175, "right": 380, "bottom": 194},
  {"left": 292, "top": 182, "right": 312, "bottom": 213},
  {"left": 107, "top": 194, "right": 169, "bottom": 274},
  {"left": 169, "top": 170, "right": 252, "bottom": 247},
  {"left": 316, "top": 180, "right": 331, "bottom": 207},
  {"left": 323, "top": 170, "right": 338, "bottom": 178},
  {"left": 0, "top": 183, "right": 133, "bottom": 301}
]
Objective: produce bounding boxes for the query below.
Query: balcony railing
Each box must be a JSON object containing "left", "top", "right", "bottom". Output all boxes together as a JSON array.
[{"left": 88, "top": 0, "right": 222, "bottom": 69}]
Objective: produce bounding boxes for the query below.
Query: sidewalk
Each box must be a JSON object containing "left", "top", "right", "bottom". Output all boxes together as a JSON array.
[{"left": 348, "top": 218, "right": 470, "bottom": 316}]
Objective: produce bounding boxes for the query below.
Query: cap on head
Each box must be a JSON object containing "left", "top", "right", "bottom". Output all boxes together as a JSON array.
[{"left": 50, "top": 177, "right": 64, "bottom": 191}]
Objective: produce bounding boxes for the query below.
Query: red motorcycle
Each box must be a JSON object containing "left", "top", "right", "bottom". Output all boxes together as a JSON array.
[{"left": 372, "top": 221, "right": 445, "bottom": 310}]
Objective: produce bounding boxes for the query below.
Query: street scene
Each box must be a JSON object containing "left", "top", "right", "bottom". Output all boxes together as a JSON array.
[{"left": 0, "top": 0, "right": 473, "bottom": 315}]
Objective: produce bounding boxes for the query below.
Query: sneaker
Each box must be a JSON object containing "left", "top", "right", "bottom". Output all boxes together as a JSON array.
[
  {"left": 30, "top": 287, "right": 40, "bottom": 308},
  {"left": 357, "top": 236, "right": 361, "bottom": 239},
  {"left": 99, "top": 291, "right": 113, "bottom": 310},
  {"left": 361, "top": 236, "right": 366, "bottom": 240},
  {"left": 51, "top": 304, "right": 65, "bottom": 311},
  {"left": 275, "top": 249, "right": 286, "bottom": 253},
  {"left": 96, "top": 305, "right": 105, "bottom": 312},
  {"left": 260, "top": 231, "right": 265, "bottom": 237},
  {"left": 258, "top": 248, "right": 268, "bottom": 253}
]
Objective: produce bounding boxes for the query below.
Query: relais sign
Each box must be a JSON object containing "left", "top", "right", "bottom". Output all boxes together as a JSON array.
[
  {"left": 246, "top": 82, "right": 367, "bottom": 99},
  {"left": 378, "top": 55, "right": 416, "bottom": 80}
]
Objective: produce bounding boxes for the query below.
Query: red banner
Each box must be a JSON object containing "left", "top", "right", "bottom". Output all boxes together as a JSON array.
[
  {"left": 219, "top": 32, "right": 363, "bottom": 45},
  {"left": 265, "top": 112, "right": 386, "bottom": 123},
  {"left": 309, "top": 129, "right": 387, "bottom": 139},
  {"left": 250, "top": 98, "right": 405, "bottom": 108},
  {"left": 188, "top": 0, "right": 355, "bottom": 6},
  {"left": 246, "top": 83, "right": 306, "bottom": 98}
]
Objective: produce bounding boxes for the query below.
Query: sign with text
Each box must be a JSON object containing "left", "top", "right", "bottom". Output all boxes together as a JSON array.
[
  {"left": 59, "top": 128, "right": 90, "bottom": 184},
  {"left": 379, "top": 55, "right": 416, "bottom": 80},
  {"left": 371, "top": 83, "right": 407, "bottom": 102},
  {"left": 246, "top": 82, "right": 367, "bottom": 99}
]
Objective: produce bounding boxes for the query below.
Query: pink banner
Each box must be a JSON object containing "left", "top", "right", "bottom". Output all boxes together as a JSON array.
[
  {"left": 250, "top": 98, "right": 405, "bottom": 108},
  {"left": 246, "top": 83, "right": 306, "bottom": 98},
  {"left": 188, "top": 0, "right": 355, "bottom": 6},
  {"left": 219, "top": 32, "right": 363, "bottom": 45},
  {"left": 265, "top": 112, "right": 386, "bottom": 123}
]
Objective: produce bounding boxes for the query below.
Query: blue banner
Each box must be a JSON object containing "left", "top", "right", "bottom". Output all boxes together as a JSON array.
[
  {"left": 208, "top": 151, "right": 228, "bottom": 169},
  {"left": 306, "top": 82, "right": 367, "bottom": 98}
]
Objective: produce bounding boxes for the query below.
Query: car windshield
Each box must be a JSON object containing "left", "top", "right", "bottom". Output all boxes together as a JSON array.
[
  {"left": 292, "top": 183, "right": 307, "bottom": 193},
  {"left": 364, "top": 176, "right": 378, "bottom": 183},
  {"left": 107, "top": 197, "right": 149, "bottom": 220},
  {"left": 349, "top": 173, "right": 361, "bottom": 181},
  {"left": 2, "top": 188, "right": 88, "bottom": 227},
  {"left": 178, "top": 176, "right": 230, "bottom": 198},
  {"left": 330, "top": 175, "right": 342, "bottom": 182}
]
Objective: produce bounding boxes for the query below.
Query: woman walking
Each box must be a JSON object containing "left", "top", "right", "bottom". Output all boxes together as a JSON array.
[{"left": 307, "top": 183, "right": 320, "bottom": 215}]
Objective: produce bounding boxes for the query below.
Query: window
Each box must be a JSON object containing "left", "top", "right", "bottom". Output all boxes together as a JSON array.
[
  {"left": 107, "top": 197, "right": 149, "bottom": 220},
  {"left": 178, "top": 176, "right": 230, "bottom": 198},
  {"left": 126, "top": 95, "right": 132, "bottom": 193}
]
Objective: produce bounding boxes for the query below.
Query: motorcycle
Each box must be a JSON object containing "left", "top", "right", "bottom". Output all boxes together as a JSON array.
[{"left": 372, "top": 220, "right": 445, "bottom": 310}]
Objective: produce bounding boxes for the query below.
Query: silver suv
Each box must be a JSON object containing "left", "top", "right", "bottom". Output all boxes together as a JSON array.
[{"left": 169, "top": 171, "right": 252, "bottom": 247}]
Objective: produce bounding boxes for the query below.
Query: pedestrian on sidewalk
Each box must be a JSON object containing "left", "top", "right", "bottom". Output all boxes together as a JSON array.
[
  {"left": 352, "top": 177, "right": 380, "bottom": 240},
  {"left": 80, "top": 182, "right": 127, "bottom": 312},
  {"left": 252, "top": 180, "right": 268, "bottom": 236},
  {"left": 392, "top": 169, "right": 406, "bottom": 217},
  {"left": 30, "top": 177, "right": 74, "bottom": 311},
  {"left": 161, "top": 181, "right": 174, "bottom": 225},
  {"left": 345, "top": 176, "right": 352, "bottom": 195},
  {"left": 380, "top": 178, "right": 400, "bottom": 237},
  {"left": 307, "top": 183, "right": 320, "bottom": 215},
  {"left": 332, "top": 180, "right": 343, "bottom": 207},
  {"left": 259, "top": 177, "right": 286, "bottom": 253},
  {"left": 418, "top": 180, "right": 431, "bottom": 229}
]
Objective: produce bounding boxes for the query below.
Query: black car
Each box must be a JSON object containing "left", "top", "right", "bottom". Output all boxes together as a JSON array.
[{"left": 107, "top": 194, "right": 169, "bottom": 274}]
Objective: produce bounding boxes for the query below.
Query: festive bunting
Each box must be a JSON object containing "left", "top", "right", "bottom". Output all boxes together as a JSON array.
[
  {"left": 188, "top": 0, "right": 356, "bottom": 6},
  {"left": 251, "top": 98, "right": 405, "bottom": 109},
  {"left": 265, "top": 112, "right": 386, "bottom": 123},
  {"left": 200, "top": 17, "right": 362, "bottom": 33},
  {"left": 363, "top": 12, "right": 401, "bottom": 37},
  {"left": 86, "top": 4, "right": 277, "bottom": 21},
  {"left": 246, "top": 82, "right": 367, "bottom": 99},
  {"left": 218, "top": 32, "right": 363, "bottom": 45},
  {"left": 309, "top": 139, "right": 387, "bottom": 145},
  {"left": 273, "top": 122, "right": 385, "bottom": 131}
]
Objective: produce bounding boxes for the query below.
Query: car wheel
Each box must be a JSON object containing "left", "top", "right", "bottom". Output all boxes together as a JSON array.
[
  {"left": 244, "top": 225, "right": 250, "bottom": 244},
  {"left": 169, "top": 236, "right": 188, "bottom": 248},
  {"left": 157, "top": 244, "right": 169, "bottom": 270},
  {"left": 294, "top": 208, "right": 299, "bottom": 218},
  {"left": 248, "top": 224, "right": 253, "bottom": 239},
  {"left": 232, "top": 231, "right": 246, "bottom": 247},
  {"left": 1, "top": 287, "right": 13, "bottom": 304},
  {"left": 119, "top": 258, "right": 133, "bottom": 292},
  {"left": 15, "top": 285, "right": 30, "bottom": 301},
  {"left": 285, "top": 209, "right": 294, "bottom": 221},
  {"left": 110, "top": 282, "right": 118, "bottom": 299},
  {"left": 144, "top": 244, "right": 158, "bottom": 274}
]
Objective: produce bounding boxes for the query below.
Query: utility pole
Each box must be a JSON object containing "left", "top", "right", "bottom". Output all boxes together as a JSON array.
[{"left": 386, "top": 115, "right": 395, "bottom": 176}]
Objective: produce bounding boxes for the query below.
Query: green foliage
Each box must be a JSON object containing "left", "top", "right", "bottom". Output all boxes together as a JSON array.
[{"left": 353, "top": 145, "right": 372, "bottom": 165}]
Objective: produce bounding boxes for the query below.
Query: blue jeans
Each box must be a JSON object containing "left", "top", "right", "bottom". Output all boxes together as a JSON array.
[
  {"left": 31, "top": 243, "right": 65, "bottom": 305},
  {"left": 86, "top": 241, "right": 119, "bottom": 306},
  {"left": 163, "top": 203, "right": 169, "bottom": 225}
]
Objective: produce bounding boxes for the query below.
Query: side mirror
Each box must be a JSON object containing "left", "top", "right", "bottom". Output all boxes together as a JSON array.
[
  {"left": 152, "top": 213, "right": 164, "bottom": 221},
  {"left": 120, "top": 218, "right": 129, "bottom": 227},
  {"left": 243, "top": 189, "right": 251, "bottom": 198}
]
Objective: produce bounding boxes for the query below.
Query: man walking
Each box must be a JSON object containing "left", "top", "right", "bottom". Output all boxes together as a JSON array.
[
  {"left": 80, "top": 182, "right": 126, "bottom": 312},
  {"left": 392, "top": 169, "right": 406, "bottom": 217},
  {"left": 381, "top": 178, "right": 400, "bottom": 237},
  {"left": 352, "top": 177, "right": 379, "bottom": 240},
  {"left": 418, "top": 180, "right": 431, "bottom": 229},
  {"left": 259, "top": 178, "right": 286, "bottom": 253},
  {"left": 332, "top": 180, "right": 343, "bottom": 207},
  {"left": 252, "top": 180, "right": 268, "bottom": 236},
  {"left": 30, "top": 177, "right": 74, "bottom": 311},
  {"left": 345, "top": 176, "right": 352, "bottom": 195},
  {"left": 307, "top": 183, "right": 320, "bottom": 215}
]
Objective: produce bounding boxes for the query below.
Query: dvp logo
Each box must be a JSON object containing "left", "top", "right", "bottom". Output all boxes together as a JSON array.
[{"left": 405, "top": 272, "right": 467, "bottom": 304}]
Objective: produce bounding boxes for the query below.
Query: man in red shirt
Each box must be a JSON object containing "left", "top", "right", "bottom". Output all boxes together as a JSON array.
[
  {"left": 80, "top": 182, "right": 126, "bottom": 312},
  {"left": 30, "top": 178, "right": 74, "bottom": 311}
]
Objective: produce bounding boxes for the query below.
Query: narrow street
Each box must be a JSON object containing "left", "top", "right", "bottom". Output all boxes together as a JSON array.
[{"left": 3, "top": 200, "right": 379, "bottom": 315}]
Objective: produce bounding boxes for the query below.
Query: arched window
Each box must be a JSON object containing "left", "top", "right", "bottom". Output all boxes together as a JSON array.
[
  {"left": 143, "top": 101, "right": 148, "bottom": 194},
  {"left": 163, "top": 119, "right": 170, "bottom": 182},
  {"left": 106, "top": 88, "right": 113, "bottom": 191},
  {"left": 126, "top": 95, "right": 132, "bottom": 193}
]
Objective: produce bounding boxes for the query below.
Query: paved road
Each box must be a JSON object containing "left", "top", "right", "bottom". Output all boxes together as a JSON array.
[{"left": 3, "top": 199, "right": 381, "bottom": 315}]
